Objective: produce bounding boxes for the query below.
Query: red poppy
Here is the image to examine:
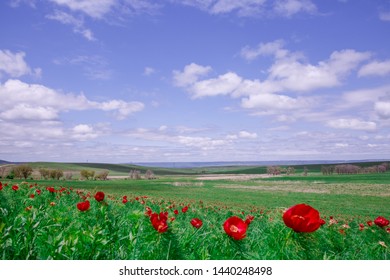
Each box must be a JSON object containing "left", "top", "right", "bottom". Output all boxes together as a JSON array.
[
  {"left": 0, "top": 184, "right": 2, "bottom": 191},
  {"left": 282, "top": 204, "right": 323, "bottom": 233},
  {"left": 36, "top": 189, "right": 41, "bottom": 195},
  {"left": 387, "top": 228, "right": 390, "bottom": 234},
  {"left": 145, "top": 206, "right": 152, "bottom": 217},
  {"left": 150, "top": 212, "right": 168, "bottom": 233},
  {"left": 223, "top": 216, "right": 248, "bottom": 240},
  {"left": 182, "top": 206, "right": 188, "bottom": 213},
  {"left": 94, "top": 191, "right": 105, "bottom": 202},
  {"left": 190, "top": 218, "right": 203, "bottom": 229},
  {"left": 122, "top": 197, "right": 128, "bottom": 204},
  {"left": 359, "top": 223, "right": 365, "bottom": 231},
  {"left": 174, "top": 209, "right": 179, "bottom": 215},
  {"left": 77, "top": 200, "right": 90, "bottom": 211},
  {"left": 29, "top": 194, "right": 35, "bottom": 199},
  {"left": 46, "top": 187, "right": 55, "bottom": 193},
  {"left": 367, "top": 220, "right": 373, "bottom": 227},
  {"left": 374, "top": 216, "right": 390, "bottom": 227},
  {"left": 12, "top": 185, "right": 18, "bottom": 191},
  {"left": 245, "top": 215, "right": 254, "bottom": 225}
]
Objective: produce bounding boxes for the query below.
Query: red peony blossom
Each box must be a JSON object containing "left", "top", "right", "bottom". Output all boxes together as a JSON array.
[
  {"left": 94, "top": 191, "right": 105, "bottom": 202},
  {"left": 150, "top": 212, "right": 168, "bottom": 233},
  {"left": 12, "top": 185, "right": 19, "bottom": 191},
  {"left": 190, "top": 218, "right": 203, "bottom": 229},
  {"left": 223, "top": 216, "right": 248, "bottom": 240},
  {"left": 182, "top": 206, "right": 189, "bottom": 213},
  {"left": 77, "top": 200, "right": 90, "bottom": 211},
  {"left": 374, "top": 216, "right": 390, "bottom": 227},
  {"left": 283, "top": 204, "right": 323, "bottom": 233}
]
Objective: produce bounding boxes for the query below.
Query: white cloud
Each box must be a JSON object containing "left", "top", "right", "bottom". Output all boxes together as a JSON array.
[
  {"left": 326, "top": 118, "right": 377, "bottom": 131},
  {"left": 48, "top": 0, "right": 116, "bottom": 18},
  {"left": 273, "top": 0, "right": 317, "bottom": 17},
  {"left": 72, "top": 124, "right": 98, "bottom": 140},
  {"left": 375, "top": 101, "right": 390, "bottom": 119},
  {"left": 238, "top": 130, "right": 258, "bottom": 139},
  {"left": 0, "top": 49, "right": 41, "bottom": 78},
  {"left": 46, "top": 10, "right": 96, "bottom": 41},
  {"left": 190, "top": 72, "right": 242, "bottom": 98},
  {"left": 358, "top": 60, "right": 390, "bottom": 77},
  {"left": 0, "top": 79, "right": 144, "bottom": 121},
  {"left": 173, "top": 63, "right": 212, "bottom": 87},
  {"left": 240, "top": 40, "right": 287, "bottom": 60},
  {"left": 379, "top": 11, "right": 390, "bottom": 21},
  {"left": 143, "top": 67, "right": 155, "bottom": 76},
  {"left": 241, "top": 93, "right": 304, "bottom": 110}
]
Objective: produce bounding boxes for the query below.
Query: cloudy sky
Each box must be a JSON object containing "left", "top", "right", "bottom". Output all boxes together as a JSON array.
[{"left": 1, "top": 0, "right": 390, "bottom": 163}]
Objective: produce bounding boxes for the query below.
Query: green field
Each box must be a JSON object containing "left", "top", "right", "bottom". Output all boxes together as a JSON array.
[{"left": 1, "top": 161, "right": 389, "bottom": 260}]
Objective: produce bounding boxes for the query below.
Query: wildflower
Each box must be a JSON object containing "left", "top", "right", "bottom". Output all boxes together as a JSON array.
[
  {"left": 374, "top": 216, "right": 389, "bottom": 228},
  {"left": 46, "top": 187, "right": 55, "bottom": 193},
  {"left": 182, "top": 206, "right": 189, "bottom": 213},
  {"left": 359, "top": 223, "right": 365, "bottom": 231},
  {"left": 386, "top": 228, "right": 390, "bottom": 234},
  {"left": 77, "top": 200, "right": 90, "bottom": 211},
  {"left": 36, "top": 189, "right": 41, "bottom": 195},
  {"left": 174, "top": 209, "right": 179, "bottom": 215},
  {"left": 25, "top": 206, "right": 33, "bottom": 211},
  {"left": 283, "top": 204, "right": 323, "bottom": 233},
  {"left": 367, "top": 220, "right": 373, "bottom": 227},
  {"left": 150, "top": 212, "right": 168, "bottom": 233},
  {"left": 245, "top": 215, "right": 254, "bottom": 225},
  {"left": 122, "top": 196, "right": 128, "bottom": 204},
  {"left": 223, "top": 216, "right": 248, "bottom": 240},
  {"left": 50, "top": 202, "right": 56, "bottom": 207},
  {"left": 29, "top": 194, "right": 35, "bottom": 199},
  {"left": 145, "top": 206, "right": 152, "bottom": 217},
  {"left": 12, "top": 185, "right": 19, "bottom": 191},
  {"left": 94, "top": 191, "right": 105, "bottom": 202},
  {"left": 190, "top": 218, "right": 203, "bottom": 229}
]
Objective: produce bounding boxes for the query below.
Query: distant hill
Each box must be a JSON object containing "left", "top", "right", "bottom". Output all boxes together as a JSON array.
[{"left": 0, "top": 159, "right": 11, "bottom": 164}]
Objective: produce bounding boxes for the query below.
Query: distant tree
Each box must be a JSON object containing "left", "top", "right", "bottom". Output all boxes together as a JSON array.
[
  {"left": 303, "top": 167, "right": 308, "bottom": 177},
  {"left": 13, "top": 164, "right": 33, "bottom": 179},
  {"left": 80, "top": 170, "right": 95, "bottom": 180},
  {"left": 39, "top": 168, "right": 50, "bottom": 180},
  {"left": 129, "top": 169, "right": 141, "bottom": 180},
  {"left": 145, "top": 169, "right": 155, "bottom": 180},
  {"left": 50, "top": 169, "right": 63, "bottom": 180},
  {"left": 95, "top": 170, "right": 109, "bottom": 180},
  {"left": 64, "top": 171, "right": 73, "bottom": 180}
]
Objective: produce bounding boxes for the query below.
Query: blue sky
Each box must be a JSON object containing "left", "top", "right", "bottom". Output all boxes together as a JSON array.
[{"left": 1, "top": 0, "right": 390, "bottom": 163}]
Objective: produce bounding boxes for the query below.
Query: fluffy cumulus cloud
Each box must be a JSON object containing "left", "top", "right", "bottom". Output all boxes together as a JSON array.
[
  {"left": 0, "top": 49, "right": 41, "bottom": 78},
  {"left": 273, "top": 0, "right": 317, "bottom": 17},
  {"left": 358, "top": 60, "right": 390, "bottom": 77},
  {"left": 48, "top": 0, "right": 116, "bottom": 18},
  {"left": 326, "top": 118, "right": 377, "bottom": 131},
  {"left": 375, "top": 101, "right": 390, "bottom": 119},
  {"left": 0, "top": 79, "right": 143, "bottom": 120}
]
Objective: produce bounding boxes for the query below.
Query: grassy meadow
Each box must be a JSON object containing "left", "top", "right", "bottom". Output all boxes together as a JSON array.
[{"left": 0, "top": 161, "right": 389, "bottom": 260}]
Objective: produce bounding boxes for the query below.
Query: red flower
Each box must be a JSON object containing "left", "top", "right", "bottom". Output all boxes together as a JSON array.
[
  {"left": 359, "top": 223, "right": 365, "bottom": 231},
  {"left": 0, "top": 184, "right": 2, "bottom": 191},
  {"left": 387, "top": 228, "right": 390, "bottom": 234},
  {"left": 182, "top": 206, "right": 189, "bottom": 213},
  {"left": 374, "top": 216, "right": 390, "bottom": 227},
  {"left": 223, "top": 216, "right": 248, "bottom": 240},
  {"left": 174, "top": 209, "right": 179, "bottom": 215},
  {"left": 46, "top": 187, "right": 55, "bottom": 193},
  {"left": 282, "top": 204, "right": 323, "bottom": 233},
  {"left": 190, "top": 218, "right": 203, "bottom": 229},
  {"left": 36, "top": 189, "right": 41, "bottom": 195},
  {"left": 245, "top": 215, "right": 254, "bottom": 225},
  {"left": 12, "top": 185, "right": 18, "bottom": 191},
  {"left": 77, "top": 200, "right": 90, "bottom": 211},
  {"left": 122, "top": 197, "right": 128, "bottom": 204},
  {"left": 145, "top": 206, "right": 152, "bottom": 217},
  {"left": 29, "top": 194, "right": 35, "bottom": 199},
  {"left": 94, "top": 191, "right": 105, "bottom": 202},
  {"left": 150, "top": 212, "right": 168, "bottom": 233},
  {"left": 367, "top": 220, "right": 373, "bottom": 227}
]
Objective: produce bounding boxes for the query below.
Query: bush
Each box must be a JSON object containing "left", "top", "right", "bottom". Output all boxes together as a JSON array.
[
  {"left": 80, "top": 170, "right": 95, "bottom": 180},
  {"left": 12, "top": 164, "right": 33, "bottom": 179}
]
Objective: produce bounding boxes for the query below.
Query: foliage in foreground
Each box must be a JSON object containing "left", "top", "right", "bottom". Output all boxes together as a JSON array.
[{"left": 0, "top": 181, "right": 389, "bottom": 260}]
